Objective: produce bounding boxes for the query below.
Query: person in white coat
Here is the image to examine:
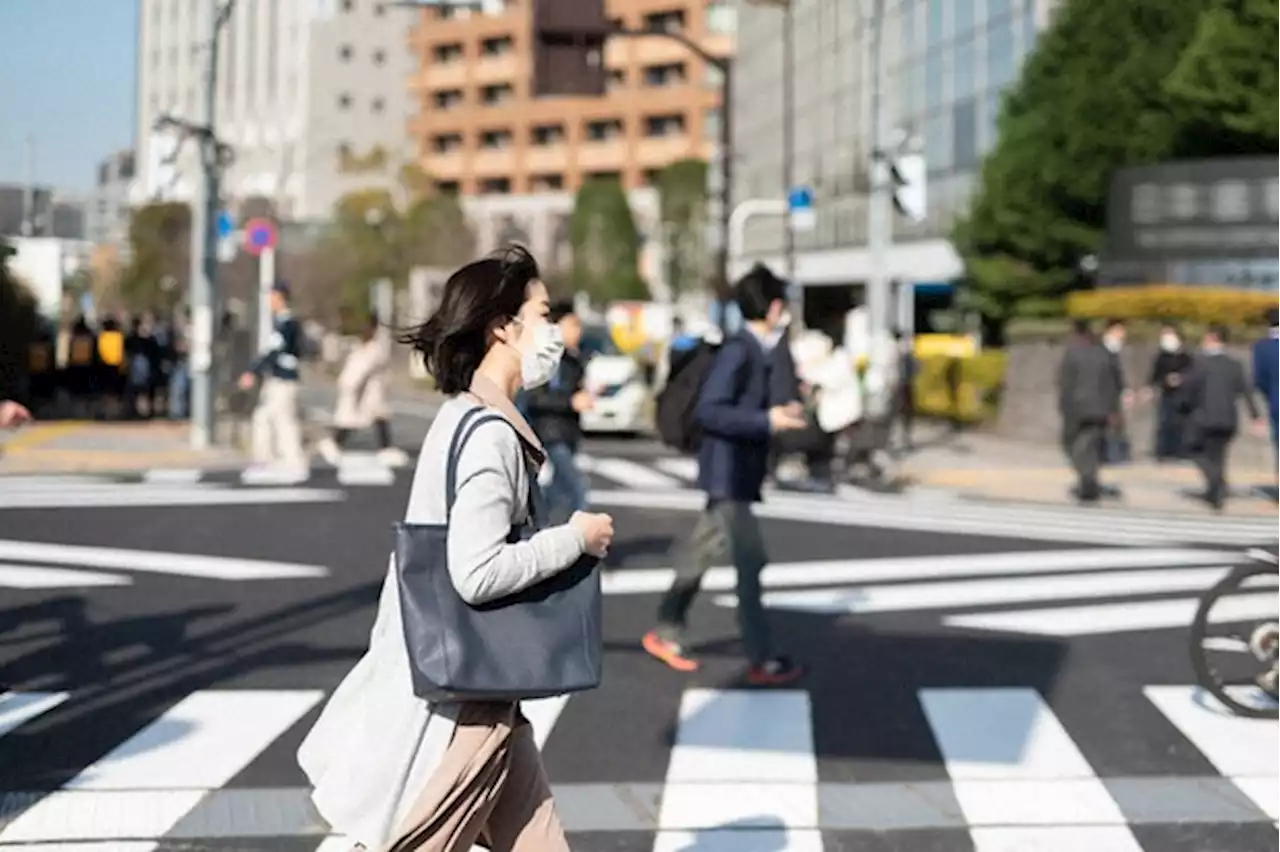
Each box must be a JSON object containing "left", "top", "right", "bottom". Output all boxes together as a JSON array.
[
  {"left": 297, "top": 246, "right": 614, "bottom": 851},
  {"left": 318, "top": 314, "right": 408, "bottom": 468}
]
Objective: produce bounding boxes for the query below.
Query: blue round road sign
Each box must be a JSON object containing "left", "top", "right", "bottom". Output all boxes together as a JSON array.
[{"left": 243, "top": 217, "right": 278, "bottom": 255}]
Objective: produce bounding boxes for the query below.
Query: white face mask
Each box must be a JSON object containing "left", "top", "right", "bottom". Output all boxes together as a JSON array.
[
  {"left": 1103, "top": 334, "right": 1123, "bottom": 353},
  {"left": 516, "top": 320, "right": 564, "bottom": 390},
  {"left": 1160, "top": 334, "right": 1179, "bottom": 353}
]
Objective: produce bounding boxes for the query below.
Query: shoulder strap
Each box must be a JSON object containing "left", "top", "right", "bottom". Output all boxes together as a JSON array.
[{"left": 444, "top": 407, "right": 537, "bottom": 523}]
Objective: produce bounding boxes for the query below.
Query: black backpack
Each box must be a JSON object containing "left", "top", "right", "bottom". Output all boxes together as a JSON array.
[{"left": 656, "top": 341, "right": 720, "bottom": 452}]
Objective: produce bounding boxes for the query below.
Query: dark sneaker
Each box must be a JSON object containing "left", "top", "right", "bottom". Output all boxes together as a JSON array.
[
  {"left": 746, "top": 656, "right": 806, "bottom": 686},
  {"left": 642, "top": 630, "right": 700, "bottom": 672}
]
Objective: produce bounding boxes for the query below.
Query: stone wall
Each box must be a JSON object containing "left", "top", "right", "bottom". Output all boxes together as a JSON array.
[{"left": 994, "top": 340, "right": 1275, "bottom": 469}]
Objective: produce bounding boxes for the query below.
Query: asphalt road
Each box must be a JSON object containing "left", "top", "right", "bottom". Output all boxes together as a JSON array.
[{"left": 0, "top": 452, "right": 1276, "bottom": 851}]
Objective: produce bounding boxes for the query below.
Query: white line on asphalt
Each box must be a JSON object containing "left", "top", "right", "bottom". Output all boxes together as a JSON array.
[
  {"left": 336, "top": 453, "right": 395, "bottom": 486},
  {"left": 1144, "top": 685, "right": 1279, "bottom": 819},
  {"left": 0, "top": 540, "right": 328, "bottom": 581},
  {"left": 141, "top": 468, "right": 205, "bottom": 484},
  {"left": 919, "top": 687, "right": 1142, "bottom": 851},
  {"left": 0, "top": 475, "right": 116, "bottom": 487},
  {"left": 0, "top": 691, "right": 69, "bottom": 739},
  {"left": 655, "top": 689, "right": 820, "bottom": 851},
  {"left": 0, "top": 690, "right": 324, "bottom": 845},
  {"left": 0, "top": 562, "right": 133, "bottom": 589},
  {"left": 0, "top": 843, "right": 158, "bottom": 852},
  {"left": 0, "top": 487, "right": 343, "bottom": 509},
  {"left": 944, "top": 592, "right": 1277, "bottom": 636},
  {"left": 580, "top": 455, "right": 683, "bottom": 489},
  {"left": 600, "top": 548, "right": 1234, "bottom": 597},
  {"left": 715, "top": 567, "right": 1230, "bottom": 616},
  {"left": 653, "top": 457, "right": 698, "bottom": 481}
]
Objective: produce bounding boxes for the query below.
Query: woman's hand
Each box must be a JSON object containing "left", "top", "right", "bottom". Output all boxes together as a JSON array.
[{"left": 569, "top": 511, "right": 614, "bottom": 558}]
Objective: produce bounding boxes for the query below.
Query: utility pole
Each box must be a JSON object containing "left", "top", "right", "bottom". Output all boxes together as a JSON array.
[
  {"left": 864, "top": 0, "right": 890, "bottom": 341},
  {"left": 781, "top": 2, "right": 795, "bottom": 288},
  {"left": 21, "top": 135, "right": 35, "bottom": 237}
]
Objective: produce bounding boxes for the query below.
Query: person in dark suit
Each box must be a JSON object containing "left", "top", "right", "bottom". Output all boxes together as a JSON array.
[
  {"left": 642, "top": 264, "right": 807, "bottom": 685},
  {"left": 525, "top": 299, "right": 591, "bottom": 523},
  {"left": 1184, "top": 326, "right": 1263, "bottom": 510},
  {"left": 1145, "top": 324, "right": 1193, "bottom": 461},
  {"left": 1253, "top": 308, "right": 1279, "bottom": 470},
  {"left": 1058, "top": 319, "right": 1122, "bottom": 503}
]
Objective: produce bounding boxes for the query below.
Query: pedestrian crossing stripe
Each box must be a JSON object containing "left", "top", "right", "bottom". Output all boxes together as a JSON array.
[{"left": 0, "top": 685, "right": 1273, "bottom": 848}]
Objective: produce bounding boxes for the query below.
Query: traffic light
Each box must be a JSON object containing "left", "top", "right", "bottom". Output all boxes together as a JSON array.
[
  {"left": 890, "top": 153, "right": 927, "bottom": 224},
  {"left": 531, "top": 0, "right": 610, "bottom": 97}
]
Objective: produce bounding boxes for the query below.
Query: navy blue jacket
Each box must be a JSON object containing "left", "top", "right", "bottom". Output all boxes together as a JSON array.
[
  {"left": 1253, "top": 334, "right": 1278, "bottom": 424},
  {"left": 695, "top": 330, "right": 773, "bottom": 502},
  {"left": 249, "top": 312, "right": 302, "bottom": 382}
]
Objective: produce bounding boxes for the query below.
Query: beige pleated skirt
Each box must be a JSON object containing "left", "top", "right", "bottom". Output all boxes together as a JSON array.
[{"left": 381, "top": 702, "right": 570, "bottom": 852}]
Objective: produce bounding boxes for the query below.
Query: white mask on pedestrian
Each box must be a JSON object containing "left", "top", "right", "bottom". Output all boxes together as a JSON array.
[
  {"left": 516, "top": 320, "right": 564, "bottom": 390},
  {"left": 1103, "top": 334, "right": 1123, "bottom": 353},
  {"left": 1159, "top": 333, "right": 1179, "bottom": 353}
]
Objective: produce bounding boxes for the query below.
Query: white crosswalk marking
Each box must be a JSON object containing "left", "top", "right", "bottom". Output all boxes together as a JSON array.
[
  {"left": 654, "top": 689, "right": 822, "bottom": 852},
  {"left": 0, "top": 690, "right": 324, "bottom": 845},
  {"left": 919, "top": 687, "right": 1142, "bottom": 851},
  {"left": 945, "top": 591, "right": 1277, "bottom": 635},
  {"left": 580, "top": 454, "right": 684, "bottom": 489},
  {"left": 0, "top": 691, "right": 69, "bottom": 738},
  {"left": 0, "top": 563, "right": 130, "bottom": 589},
  {"left": 335, "top": 452, "right": 395, "bottom": 486},
  {"left": 0, "top": 540, "right": 328, "bottom": 583},
  {"left": 1145, "top": 685, "right": 1279, "bottom": 819},
  {"left": 141, "top": 468, "right": 204, "bottom": 484},
  {"left": 654, "top": 457, "right": 698, "bottom": 481}
]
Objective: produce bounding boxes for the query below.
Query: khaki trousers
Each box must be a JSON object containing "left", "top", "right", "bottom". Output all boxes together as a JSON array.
[
  {"left": 252, "top": 377, "right": 307, "bottom": 468},
  {"left": 382, "top": 703, "right": 568, "bottom": 852}
]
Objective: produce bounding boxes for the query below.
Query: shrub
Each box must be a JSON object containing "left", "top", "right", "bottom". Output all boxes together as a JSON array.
[
  {"left": 913, "top": 352, "right": 1009, "bottom": 423},
  {"left": 1066, "top": 285, "right": 1277, "bottom": 327}
]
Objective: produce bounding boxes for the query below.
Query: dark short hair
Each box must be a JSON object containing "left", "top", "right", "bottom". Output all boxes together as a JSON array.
[
  {"left": 399, "top": 245, "right": 541, "bottom": 394},
  {"left": 1267, "top": 307, "right": 1279, "bottom": 328},
  {"left": 1104, "top": 317, "right": 1124, "bottom": 330},
  {"left": 1072, "top": 318, "right": 1093, "bottom": 336},
  {"left": 549, "top": 298, "right": 576, "bottom": 324},
  {"left": 1207, "top": 324, "right": 1229, "bottom": 343},
  {"left": 734, "top": 263, "right": 787, "bottom": 321}
]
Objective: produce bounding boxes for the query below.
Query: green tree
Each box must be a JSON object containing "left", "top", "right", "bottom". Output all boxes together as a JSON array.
[
  {"left": 118, "top": 202, "right": 191, "bottom": 312},
  {"left": 568, "top": 177, "right": 648, "bottom": 303},
  {"left": 1163, "top": 0, "right": 1279, "bottom": 154},
  {"left": 0, "top": 242, "right": 41, "bottom": 399},
  {"left": 953, "top": 0, "right": 1275, "bottom": 329},
  {"left": 657, "top": 158, "right": 710, "bottom": 298},
  {"left": 319, "top": 165, "right": 475, "bottom": 320}
]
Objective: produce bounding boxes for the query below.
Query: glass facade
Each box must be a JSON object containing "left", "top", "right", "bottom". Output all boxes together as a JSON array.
[{"left": 730, "top": 0, "right": 1055, "bottom": 260}]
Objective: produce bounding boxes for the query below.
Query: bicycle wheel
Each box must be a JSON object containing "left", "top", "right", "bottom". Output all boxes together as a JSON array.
[{"left": 1189, "top": 561, "right": 1279, "bottom": 719}]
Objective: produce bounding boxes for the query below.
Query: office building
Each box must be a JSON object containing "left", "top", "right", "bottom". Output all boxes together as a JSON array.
[
  {"left": 135, "top": 0, "right": 413, "bottom": 221},
  {"left": 409, "top": 0, "right": 732, "bottom": 196},
  {"left": 729, "top": 0, "right": 1059, "bottom": 325},
  {"left": 89, "top": 151, "right": 136, "bottom": 249}
]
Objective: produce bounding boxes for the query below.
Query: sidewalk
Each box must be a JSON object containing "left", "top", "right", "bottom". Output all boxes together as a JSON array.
[
  {"left": 0, "top": 420, "right": 246, "bottom": 475},
  {"left": 898, "top": 424, "right": 1278, "bottom": 518}
]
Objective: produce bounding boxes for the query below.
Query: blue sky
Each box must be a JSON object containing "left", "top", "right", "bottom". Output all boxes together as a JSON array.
[{"left": 0, "top": 0, "right": 138, "bottom": 195}]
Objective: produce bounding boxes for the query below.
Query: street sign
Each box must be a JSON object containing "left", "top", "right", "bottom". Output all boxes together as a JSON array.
[
  {"left": 216, "top": 210, "right": 235, "bottom": 239},
  {"left": 788, "top": 186, "right": 816, "bottom": 232},
  {"left": 243, "top": 217, "right": 278, "bottom": 255}
]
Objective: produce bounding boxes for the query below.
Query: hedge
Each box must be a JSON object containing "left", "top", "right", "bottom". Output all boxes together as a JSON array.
[
  {"left": 1066, "top": 285, "right": 1278, "bottom": 327},
  {"left": 912, "top": 351, "right": 1008, "bottom": 423}
]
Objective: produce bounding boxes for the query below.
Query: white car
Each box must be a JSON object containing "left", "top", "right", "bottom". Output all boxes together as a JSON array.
[{"left": 578, "top": 327, "right": 651, "bottom": 435}]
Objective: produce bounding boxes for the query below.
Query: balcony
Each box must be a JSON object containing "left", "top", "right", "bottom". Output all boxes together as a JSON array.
[
  {"left": 473, "top": 53, "right": 521, "bottom": 85},
  {"left": 577, "top": 140, "right": 629, "bottom": 171},
  {"left": 472, "top": 147, "right": 518, "bottom": 176},
  {"left": 636, "top": 135, "right": 693, "bottom": 167},
  {"left": 422, "top": 150, "right": 466, "bottom": 178},
  {"left": 419, "top": 62, "right": 468, "bottom": 89},
  {"left": 524, "top": 146, "right": 569, "bottom": 173},
  {"left": 630, "top": 35, "right": 692, "bottom": 67}
]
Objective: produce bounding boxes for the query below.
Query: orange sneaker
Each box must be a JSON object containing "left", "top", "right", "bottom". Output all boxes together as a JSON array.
[
  {"left": 642, "top": 630, "right": 700, "bottom": 672},
  {"left": 745, "top": 656, "right": 805, "bottom": 686}
]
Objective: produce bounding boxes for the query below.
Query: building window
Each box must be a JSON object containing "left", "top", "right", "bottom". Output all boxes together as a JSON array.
[
  {"left": 644, "top": 114, "right": 685, "bottom": 138},
  {"left": 927, "top": 0, "right": 944, "bottom": 47},
  {"left": 372, "top": 49, "right": 387, "bottom": 66},
  {"left": 952, "top": 97, "right": 978, "bottom": 169},
  {"left": 338, "top": 93, "right": 353, "bottom": 110},
  {"left": 481, "top": 36, "right": 514, "bottom": 56},
  {"left": 607, "top": 69, "right": 626, "bottom": 91},
  {"left": 432, "top": 133, "right": 464, "bottom": 152},
  {"left": 481, "top": 83, "right": 514, "bottom": 105},
  {"left": 480, "top": 130, "right": 513, "bottom": 149},
  {"left": 987, "top": 17, "right": 1016, "bottom": 90},
  {"left": 925, "top": 50, "right": 945, "bottom": 111},
  {"left": 339, "top": 44, "right": 353, "bottom": 61},
  {"left": 587, "top": 171, "right": 622, "bottom": 183},
  {"left": 954, "top": 38, "right": 975, "bottom": 100},
  {"left": 436, "top": 180, "right": 460, "bottom": 195},
  {"left": 585, "top": 119, "right": 624, "bottom": 141},
  {"left": 437, "top": 4, "right": 468, "bottom": 20},
  {"left": 531, "top": 124, "right": 565, "bottom": 145},
  {"left": 644, "top": 168, "right": 662, "bottom": 185},
  {"left": 372, "top": 96, "right": 386, "bottom": 113},
  {"left": 433, "top": 43, "right": 464, "bottom": 63},
  {"left": 530, "top": 174, "right": 564, "bottom": 191},
  {"left": 644, "top": 10, "right": 685, "bottom": 33},
  {"left": 642, "top": 62, "right": 686, "bottom": 87},
  {"left": 480, "top": 177, "right": 511, "bottom": 194},
  {"left": 433, "top": 88, "right": 464, "bottom": 109}
]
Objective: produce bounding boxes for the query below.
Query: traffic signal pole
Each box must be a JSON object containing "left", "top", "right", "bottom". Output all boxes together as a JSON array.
[{"left": 865, "top": 0, "right": 891, "bottom": 342}]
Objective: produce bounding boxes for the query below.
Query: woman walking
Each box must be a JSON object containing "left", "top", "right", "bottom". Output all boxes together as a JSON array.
[
  {"left": 297, "top": 246, "right": 614, "bottom": 852},
  {"left": 318, "top": 313, "right": 409, "bottom": 468}
]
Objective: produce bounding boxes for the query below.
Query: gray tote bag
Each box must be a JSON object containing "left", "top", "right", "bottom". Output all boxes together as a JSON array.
[{"left": 394, "top": 406, "right": 603, "bottom": 702}]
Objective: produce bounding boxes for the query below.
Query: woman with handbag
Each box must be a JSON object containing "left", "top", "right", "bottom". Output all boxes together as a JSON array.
[{"left": 298, "top": 245, "right": 614, "bottom": 852}]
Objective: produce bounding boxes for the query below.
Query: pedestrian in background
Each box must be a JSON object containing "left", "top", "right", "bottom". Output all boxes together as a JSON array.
[
  {"left": 642, "top": 264, "right": 808, "bottom": 685},
  {"left": 1058, "top": 319, "right": 1122, "bottom": 503},
  {"left": 318, "top": 314, "right": 408, "bottom": 469},
  {"left": 892, "top": 328, "right": 918, "bottom": 453},
  {"left": 239, "top": 282, "right": 309, "bottom": 481},
  {"left": 524, "top": 299, "right": 591, "bottom": 524},
  {"left": 298, "top": 246, "right": 612, "bottom": 852},
  {"left": 1253, "top": 308, "right": 1279, "bottom": 473},
  {"left": 1183, "top": 325, "right": 1264, "bottom": 511},
  {"left": 1146, "top": 323, "right": 1192, "bottom": 461},
  {"left": 1099, "top": 318, "right": 1133, "bottom": 467}
]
